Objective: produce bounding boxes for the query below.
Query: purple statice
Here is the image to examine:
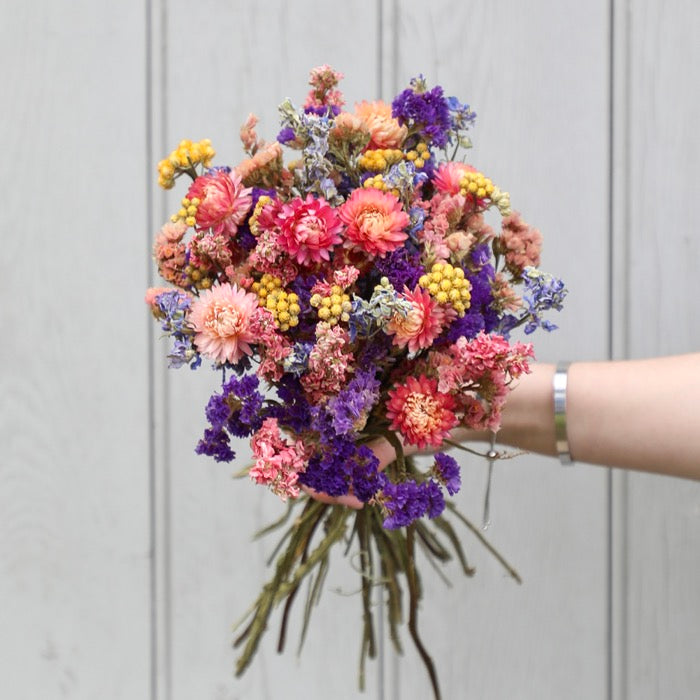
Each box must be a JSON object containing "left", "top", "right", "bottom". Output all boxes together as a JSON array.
[
  {"left": 196, "top": 374, "right": 265, "bottom": 464},
  {"left": 276, "top": 126, "right": 296, "bottom": 145},
  {"left": 195, "top": 427, "right": 234, "bottom": 463},
  {"left": 432, "top": 453, "right": 461, "bottom": 495},
  {"left": 271, "top": 375, "right": 312, "bottom": 434},
  {"left": 424, "top": 480, "right": 446, "bottom": 519},
  {"left": 374, "top": 246, "right": 423, "bottom": 291},
  {"left": 351, "top": 446, "right": 388, "bottom": 502},
  {"left": 298, "top": 436, "right": 358, "bottom": 496},
  {"left": 443, "top": 312, "right": 485, "bottom": 343},
  {"left": 381, "top": 480, "right": 429, "bottom": 529},
  {"left": 325, "top": 367, "right": 381, "bottom": 436},
  {"left": 392, "top": 76, "right": 451, "bottom": 149}
]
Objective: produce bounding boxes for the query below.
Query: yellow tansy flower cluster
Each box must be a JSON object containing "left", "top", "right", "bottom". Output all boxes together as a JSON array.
[
  {"left": 405, "top": 142, "right": 431, "bottom": 169},
  {"left": 362, "top": 174, "right": 400, "bottom": 197},
  {"left": 358, "top": 148, "right": 403, "bottom": 172},
  {"left": 171, "top": 196, "right": 201, "bottom": 227},
  {"left": 309, "top": 285, "right": 352, "bottom": 325},
  {"left": 184, "top": 261, "right": 214, "bottom": 291},
  {"left": 248, "top": 195, "right": 272, "bottom": 236},
  {"left": 251, "top": 274, "right": 300, "bottom": 332},
  {"left": 157, "top": 139, "right": 216, "bottom": 189},
  {"left": 459, "top": 170, "right": 495, "bottom": 200},
  {"left": 418, "top": 262, "right": 472, "bottom": 316}
]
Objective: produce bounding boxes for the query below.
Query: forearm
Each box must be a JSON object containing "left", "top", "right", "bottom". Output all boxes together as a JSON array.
[{"left": 491, "top": 355, "right": 700, "bottom": 479}]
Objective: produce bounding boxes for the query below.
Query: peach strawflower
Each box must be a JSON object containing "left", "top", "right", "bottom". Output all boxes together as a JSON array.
[
  {"left": 186, "top": 170, "right": 253, "bottom": 237},
  {"left": 385, "top": 375, "right": 458, "bottom": 449},
  {"left": 385, "top": 286, "right": 446, "bottom": 354},
  {"left": 188, "top": 283, "right": 259, "bottom": 365},
  {"left": 339, "top": 188, "right": 409, "bottom": 257},
  {"left": 354, "top": 100, "right": 407, "bottom": 149}
]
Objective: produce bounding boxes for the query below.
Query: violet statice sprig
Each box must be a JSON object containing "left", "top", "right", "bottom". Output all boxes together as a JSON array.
[
  {"left": 155, "top": 290, "right": 200, "bottom": 369},
  {"left": 499, "top": 267, "right": 568, "bottom": 336}
]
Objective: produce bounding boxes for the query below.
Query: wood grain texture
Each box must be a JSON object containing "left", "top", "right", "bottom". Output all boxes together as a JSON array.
[
  {"left": 0, "top": 1, "right": 151, "bottom": 698},
  {"left": 386, "top": 2, "right": 611, "bottom": 698},
  {"left": 615, "top": 1, "right": 700, "bottom": 698}
]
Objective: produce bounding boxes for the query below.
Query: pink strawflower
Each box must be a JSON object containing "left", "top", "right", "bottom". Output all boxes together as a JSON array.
[
  {"left": 188, "top": 283, "right": 259, "bottom": 365},
  {"left": 186, "top": 170, "right": 253, "bottom": 237},
  {"left": 433, "top": 162, "right": 474, "bottom": 195},
  {"left": 354, "top": 100, "right": 407, "bottom": 149},
  {"left": 497, "top": 212, "right": 543, "bottom": 274},
  {"left": 386, "top": 375, "right": 458, "bottom": 449},
  {"left": 385, "top": 286, "right": 446, "bottom": 354},
  {"left": 276, "top": 194, "right": 344, "bottom": 265},
  {"left": 250, "top": 418, "right": 310, "bottom": 500},
  {"left": 339, "top": 188, "right": 409, "bottom": 257},
  {"left": 301, "top": 324, "right": 354, "bottom": 403}
]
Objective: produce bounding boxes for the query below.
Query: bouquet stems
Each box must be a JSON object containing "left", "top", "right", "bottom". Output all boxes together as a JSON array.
[{"left": 233, "top": 458, "right": 521, "bottom": 699}]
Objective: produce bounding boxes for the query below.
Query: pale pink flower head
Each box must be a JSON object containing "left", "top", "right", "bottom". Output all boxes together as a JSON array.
[
  {"left": 305, "top": 64, "right": 345, "bottom": 112},
  {"left": 239, "top": 113, "right": 263, "bottom": 155},
  {"left": 329, "top": 112, "right": 371, "bottom": 149},
  {"left": 497, "top": 212, "right": 543, "bottom": 274},
  {"left": 385, "top": 375, "right": 458, "bottom": 449},
  {"left": 186, "top": 170, "right": 253, "bottom": 237},
  {"left": 385, "top": 286, "right": 446, "bottom": 354},
  {"left": 188, "top": 283, "right": 259, "bottom": 365},
  {"left": 249, "top": 418, "right": 310, "bottom": 501},
  {"left": 234, "top": 142, "right": 285, "bottom": 189},
  {"left": 354, "top": 100, "right": 407, "bottom": 149},
  {"left": 339, "top": 188, "right": 409, "bottom": 257},
  {"left": 433, "top": 162, "right": 474, "bottom": 195},
  {"left": 276, "top": 194, "right": 344, "bottom": 265},
  {"left": 153, "top": 221, "right": 188, "bottom": 286}
]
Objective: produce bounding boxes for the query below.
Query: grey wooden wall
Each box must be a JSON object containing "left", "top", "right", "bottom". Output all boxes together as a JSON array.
[{"left": 2, "top": 1, "right": 699, "bottom": 698}]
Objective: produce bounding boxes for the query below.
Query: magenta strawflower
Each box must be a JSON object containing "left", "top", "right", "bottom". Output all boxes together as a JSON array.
[{"left": 276, "top": 194, "right": 344, "bottom": 265}]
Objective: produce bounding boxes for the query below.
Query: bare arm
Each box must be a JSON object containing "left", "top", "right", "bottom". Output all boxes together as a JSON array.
[{"left": 459, "top": 354, "right": 700, "bottom": 480}]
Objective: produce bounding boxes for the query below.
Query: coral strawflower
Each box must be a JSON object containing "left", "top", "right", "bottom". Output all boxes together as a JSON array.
[
  {"left": 385, "top": 286, "right": 446, "bottom": 354},
  {"left": 385, "top": 375, "right": 458, "bottom": 449}
]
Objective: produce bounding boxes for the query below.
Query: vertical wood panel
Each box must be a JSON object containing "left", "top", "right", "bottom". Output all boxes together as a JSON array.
[
  {"left": 0, "top": 1, "right": 151, "bottom": 698},
  {"left": 387, "top": 2, "right": 611, "bottom": 698},
  {"left": 614, "top": 1, "right": 700, "bottom": 698},
  {"left": 152, "top": 2, "right": 385, "bottom": 698}
]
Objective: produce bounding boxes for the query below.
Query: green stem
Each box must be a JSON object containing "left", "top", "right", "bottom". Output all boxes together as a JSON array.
[{"left": 406, "top": 524, "right": 442, "bottom": 700}]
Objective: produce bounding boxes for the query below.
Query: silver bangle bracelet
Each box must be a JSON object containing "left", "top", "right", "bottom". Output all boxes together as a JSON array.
[{"left": 553, "top": 361, "right": 573, "bottom": 465}]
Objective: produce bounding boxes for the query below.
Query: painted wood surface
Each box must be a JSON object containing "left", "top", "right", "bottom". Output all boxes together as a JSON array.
[
  {"left": 0, "top": 1, "right": 152, "bottom": 698},
  {"left": 612, "top": 1, "right": 700, "bottom": 699},
  {"left": 3, "top": 0, "right": 700, "bottom": 698}
]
